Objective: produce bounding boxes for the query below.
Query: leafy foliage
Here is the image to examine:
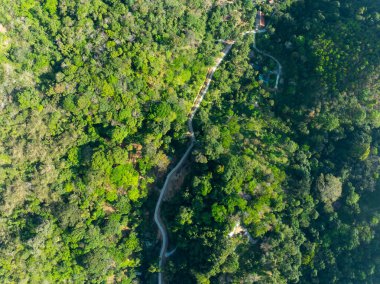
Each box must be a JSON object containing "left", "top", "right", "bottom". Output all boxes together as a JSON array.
[{"left": 0, "top": 0, "right": 379, "bottom": 283}]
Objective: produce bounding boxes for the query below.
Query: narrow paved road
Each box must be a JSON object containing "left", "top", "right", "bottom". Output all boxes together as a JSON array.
[
  {"left": 154, "top": 42, "right": 235, "bottom": 284},
  {"left": 251, "top": 29, "right": 282, "bottom": 89},
  {"left": 154, "top": 25, "right": 282, "bottom": 284}
]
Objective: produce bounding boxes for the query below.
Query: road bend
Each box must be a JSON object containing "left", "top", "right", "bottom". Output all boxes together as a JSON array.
[
  {"left": 154, "top": 26, "right": 282, "bottom": 284},
  {"left": 154, "top": 42, "right": 234, "bottom": 284}
]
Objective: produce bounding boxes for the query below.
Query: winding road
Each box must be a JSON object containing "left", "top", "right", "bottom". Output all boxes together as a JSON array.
[
  {"left": 154, "top": 42, "right": 235, "bottom": 284},
  {"left": 252, "top": 41, "right": 282, "bottom": 89},
  {"left": 154, "top": 22, "right": 282, "bottom": 284}
]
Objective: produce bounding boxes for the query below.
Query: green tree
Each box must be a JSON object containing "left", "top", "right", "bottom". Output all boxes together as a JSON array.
[{"left": 315, "top": 174, "right": 342, "bottom": 211}]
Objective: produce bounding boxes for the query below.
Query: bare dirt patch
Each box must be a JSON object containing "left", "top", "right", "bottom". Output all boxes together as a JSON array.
[
  {"left": 102, "top": 203, "right": 116, "bottom": 214},
  {"left": 0, "top": 24, "right": 7, "bottom": 33},
  {"left": 163, "top": 162, "right": 191, "bottom": 201}
]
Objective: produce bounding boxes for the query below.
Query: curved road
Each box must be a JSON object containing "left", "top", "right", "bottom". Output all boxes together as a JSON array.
[
  {"left": 154, "top": 26, "right": 282, "bottom": 284},
  {"left": 154, "top": 42, "right": 235, "bottom": 284},
  {"left": 252, "top": 42, "right": 282, "bottom": 89}
]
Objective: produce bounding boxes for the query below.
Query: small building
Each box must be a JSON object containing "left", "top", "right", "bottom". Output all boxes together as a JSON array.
[{"left": 255, "top": 11, "right": 265, "bottom": 29}]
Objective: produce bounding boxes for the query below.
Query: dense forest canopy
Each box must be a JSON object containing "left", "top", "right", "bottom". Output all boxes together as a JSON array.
[{"left": 0, "top": 0, "right": 379, "bottom": 283}]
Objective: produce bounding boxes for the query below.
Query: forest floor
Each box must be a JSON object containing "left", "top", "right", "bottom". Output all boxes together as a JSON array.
[{"left": 163, "top": 163, "right": 191, "bottom": 201}]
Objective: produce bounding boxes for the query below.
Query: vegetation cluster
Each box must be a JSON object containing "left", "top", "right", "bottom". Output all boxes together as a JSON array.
[{"left": 0, "top": 0, "right": 378, "bottom": 283}]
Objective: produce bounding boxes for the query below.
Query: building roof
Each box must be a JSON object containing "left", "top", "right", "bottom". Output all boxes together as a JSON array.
[{"left": 255, "top": 11, "right": 265, "bottom": 28}]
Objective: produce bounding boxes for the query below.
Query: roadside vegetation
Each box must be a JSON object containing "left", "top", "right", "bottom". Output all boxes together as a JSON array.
[{"left": 0, "top": 0, "right": 378, "bottom": 283}]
